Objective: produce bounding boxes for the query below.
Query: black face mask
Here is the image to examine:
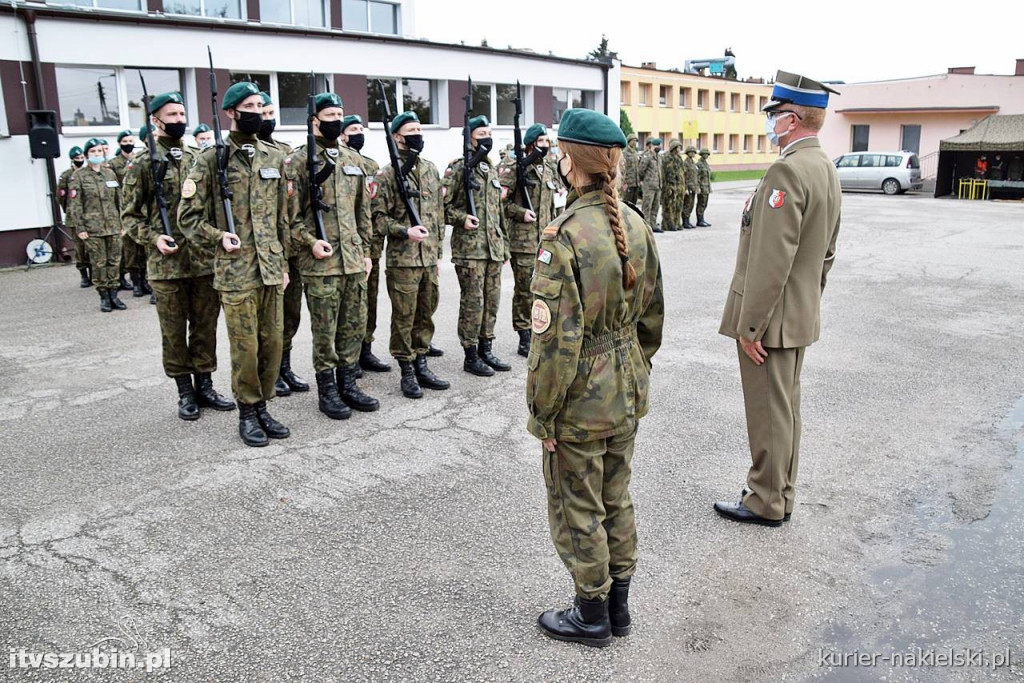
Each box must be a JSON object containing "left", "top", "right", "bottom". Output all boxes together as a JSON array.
[
  {"left": 475, "top": 137, "right": 493, "bottom": 154},
  {"left": 258, "top": 118, "right": 276, "bottom": 140},
  {"left": 233, "top": 109, "right": 262, "bottom": 136},
  {"left": 317, "top": 118, "right": 343, "bottom": 141},
  {"left": 346, "top": 133, "right": 365, "bottom": 151},
  {"left": 119, "top": 143, "right": 134, "bottom": 156},
  {"left": 72, "top": 160, "right": 85, "bottom": 169},
  {"left": 158, "top": 120, "right": 188, "bottom": 141},
  {"left": 557, "top": 156, "right": 572, "bottom": 188},
  {"left": 402, "top": 134, "right": 424, "bottom": 154},
  {"left": 525, "top": 146, "right": 547, "bottom": 165}
]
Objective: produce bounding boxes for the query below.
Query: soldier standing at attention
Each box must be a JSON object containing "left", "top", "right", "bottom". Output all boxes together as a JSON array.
[
  {"left": 695, "top": 149, "right": 713, "bottom": 226},
  {"left": 528, "top": 108, "right": 664, "bottom": 648},
  {"left": 443, "top": 115, "right": 512, "bottom": 376},
  {"left": 122, "top": 91, "right": 234, "bottom": 421},
  {"left": 638, "top": 138, "right": 663, "bottom": 232},
  {"left": 342, "top": 113, "right": 391, "bottom": 375},
  {"left": 178, "top": 81, "right": 292, "bottom": 448},
  {"left": 285, "top": 92, "right": 379, "bottom": 419},
  {"left": 67, "top": 138, "right": 127, "bottom": 313},
  {"left": 192, "top": 123, "right": 214, "bottom": 151},
  {"left": 660, "top": 139, "right": 685, "bottom": 231},
  {"left": 620, "top": 133, "right": 641, "bottom": 206},
  {"left": 59, "top": 146, "right": 91, "bottom": 288},
  {"left": 715, "top": 70, "right": 841, "bottom": 526},
  {"left": 111, "top": 129, "right": 151, "bottom": 297},
  {"left": 680, "top": 146, "right": 700, "bottom": 229},
  {"left": 499, "top": 123, "right": 558, "bottom": 357},
  {"left": 371, "top": 111, "right": 450, "bottom": 399}
]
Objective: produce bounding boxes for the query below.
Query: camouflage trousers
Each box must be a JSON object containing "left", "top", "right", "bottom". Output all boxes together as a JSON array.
[
  {"left": 622, "top": 186, "right": 640, "bottom": 206},
  {"left": 543, "top": 425, "right": 638, "bottom": 601},
  {"left": 282, "top": 258, "right": 303, "bottom": 354},
  {"left": 696, "top": 193, "right": 709, "bottom": 219},
  {"left": 385, "top": 265, "right": 438, "bottom": 362},
  {"left": 121, "top": 234, "right": 144, "bottom": 273},
  {"left": 364, "top": 256, "right": 382, "bottom": 344},
  {"left": 149, "top": 274, "right": 220, "bottom": 378},
  {"left": 73, "top": 233, "right": 90, "bottom": 268},
  {"left": 641, "top": 186, "right": 661, "bottom": 229},
  {"left": 661, "top": 188, "right": 684, "bottom": 229},
  {"left": 220, "top": 285, "right": 283, "bottom": 406},
  {"left": 304, "top": 273, "right": 366, "bottom": 372},
  {"left": 83, "top": 235, "right": 120, "bottom": 290},
  {"left": 510, "top": 252, "right": 535, "bottom": 332},
  {"left": 683, "top": 190, "right": 696, "bottom": 221},
  {"left": 453, "top": 259, "right": 502, "bottom": 347}
]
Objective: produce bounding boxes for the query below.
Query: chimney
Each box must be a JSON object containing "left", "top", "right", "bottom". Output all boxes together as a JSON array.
[
  {"left": 948, "top": 66, "right": 976, "bottom": 75},
  {"left": 641, "top": 62, "right": 657, "bottom": 70},
  {"left": 1016, "top": 59, "right": 1024, "bottom": 76}
]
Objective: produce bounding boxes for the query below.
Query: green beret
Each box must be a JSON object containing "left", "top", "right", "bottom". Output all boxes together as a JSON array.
[
  {"left": 467, "top": 115, "right": 489, "bottom": 132},
  {"left": 97, "top": 138, "right": 109, "bottom": 146},
  {"left": 342, "top": 114, "right": 363, "bottom": 132},
  {"left": 524, "top": 123, "right": 547, "bottom": 146},
  {"left": 138, "top": 125, "right": 150, "bottom": 141},
  {"left": 649, "top": 137, "right": 662, "bottom": 146},
  {"left": 83, "top": 138, "right": 104, "bottom": 154},
  {"left": 685, "top": 145, "right": 697, "bottom": 153},
  {"left": 259, "top": 91, "right": 273, "bottom": 106},
  {"left": 555, "top": 109, "right": 627, "bottom": 149},
  {"left": 116, "top": 129, "right": 133, "bottom": 142},
  {"left": 389, "top": 111, "right": 419, "bottom": 134},
  {"left": 192, "top": 123, "right": 211, "bottom": 136},
  {"left": 314, "top": 92, "right": 344, "bottom": 113},
  {"left": 221, "top": 81, "right": 262, "bottom": 110},
  {"left": 148, "top": 91, "right": 184, "bottom": 114},
  {"left": 68, "top": 146, "right": 83, "bottom": 158}
]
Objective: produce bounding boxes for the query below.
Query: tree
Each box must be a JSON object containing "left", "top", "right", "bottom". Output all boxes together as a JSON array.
[
  {"left": 587, "top": 34, "right": 617, "bottom": 64},
  {"left": 619, "top": 109, "right": 634, "bottom": 136}
]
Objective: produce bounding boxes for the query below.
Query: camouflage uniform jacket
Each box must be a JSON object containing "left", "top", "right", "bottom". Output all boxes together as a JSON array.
[
  {"left": 682, "top": 156, "right": 699, "bottom": 194},
  {"left": 498, "top": 155, "right": 558, "bottom": 254},
  {"left": 57, "top": 165, "right": 77, "bottom": 213},
  {"left": 661, "top": 151, "right": 685, "bottom": 188},
  {"left": 285, "top": 138, "right": 372, "bottom": 278},
  {"left": 638, "top": 150, "right": 662, "bottom": 189},
  {"left": 177, "top": 134, "right": 290, "bottom": 292},
  {"left": 108, "top": 153, "right": 132, "bottom": 187},
  {"left": 526, "top": 187, "right": 665, "bottom": 442},
  {"left": 264, "top": 137, "right": 293, "bottom": 160},
  {"left": 350, "top": 149, "right": 383, "bottom": 260},
  {"left": 121, "top": 138, "right": 212, "bottom": 280},
  {"left": 443, "top": 157, "right": 509, "bottom": 262},
  {"left": 697, "top": 158, "right": 712, "bottom": 194},
  {"left": 371, "top": 152, "right": 443, "bottom": 269},
  {"left": 66, "top": 166, "right": 122, "bottom": 237},
  {"left": 621, "top": 145, "right": 641, "bottom": 190}
]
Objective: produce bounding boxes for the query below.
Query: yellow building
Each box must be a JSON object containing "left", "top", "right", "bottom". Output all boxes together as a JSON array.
[{"left": 620, "top": 64, "right": 776, "bottom": 171}]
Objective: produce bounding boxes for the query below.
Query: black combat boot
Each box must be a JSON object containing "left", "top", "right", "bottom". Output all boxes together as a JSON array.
[
  {"left": 78, "top": 267, "right": 92, "bottom": 288},
  {"left": 414, "top": 355, "right": 450, "bottom": 391},
  {"left": 537, "top": 596, "right": 613, "bottom": 648},
  {"left": 99, "top": 289, "right": 112, "bottom": 313},
  {"left": 193, "top": 373, "right": 236, "bottom": 411},
  {"left": 398, "top": 361, "right": 423, "bottom": 399},
  {"left": 697, "top": 215, "right": 711, "bottom": 227},
  {"left": 131, "top": 269, "right": 145, "bottom": 297},
  {"left": 174, "top": 375, "right": 200, "bottom": 421},
  {"left": 108, "top": 289, "right": 127, "bottom": 310},
  {"left": 274, "top": 376, "right": 291, "bottom": 397},
  {"left": 682, "top": 218, "right": 696, "bottom": 229},
  {"left": 149, "top": 292, "right": 156, "bottom": 305},
  {"left": 279, "top": 350, "right": 310, "bottom": 393},
  {"left": 517, "top": 329, "right": 531, "bottom": 357},
  {"left": 141, "top": 274, "right": 153, "bottom": 295},
  {"left": 463, "top": 345, "right": 494, "bottom": 377},
  {"left": 359, "top": 342, "right": 391, "bottom": 373},
  {"left": 238, "top": 403, "right": 268, "bottom": 447},
  {"left": 609, "top": 577, "right": 632, "bottom": 637},
  {"left": 315, "top": 370, "right": 351, "bottom": 419},
  {"left": 118, "top": 273, "right": 132, "bottom": 291},
  {"left": 427, "top": 343, "right": 444, "bottom": 357},
  {"left": 337, "top": 365, "right": 380, "bottom": 412},
  {"left": 478, "top": 338, "right": 511, "bottom": 372},
  {"left": 254, "top": 401, "right": 290, "bottom": 439}
]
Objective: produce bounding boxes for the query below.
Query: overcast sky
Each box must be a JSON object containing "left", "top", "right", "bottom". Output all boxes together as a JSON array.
[{"left": 417, "top": 0, "right": 1024, "bottom": 84}]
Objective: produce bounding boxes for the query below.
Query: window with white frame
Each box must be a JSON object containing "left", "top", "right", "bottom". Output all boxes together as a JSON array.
[
  {"left": 63, "top": 0, "right": 142, "bottom": 9},
  {"left": 124, "top": 68, "right": 183, "bottom": 128},
  {"left": 56, "top": 65, "right": 184, "bottom": 130},
  {"left": 366, "top": 78, "right": 436, "bottom": 125},
  {"left": 165, "top": 0, "right": 242, "bottom": 20},
  {"left": 342, "top": 0, "right": 399, "bottom": 34},
  {"left": 403, "top": 78, "right": 435, "bottom": 125},
  {"left": 229, "top": 72, "right": 271, "bottom": 93},
  {"left": 260, "top": 0, "right": 328, "bottom": 27},
  {"left": 552, "top": 88, "right": 582, "bottom": 124},
  {"left": 277, "top": 73, "right": 332, "bottom": 125}
]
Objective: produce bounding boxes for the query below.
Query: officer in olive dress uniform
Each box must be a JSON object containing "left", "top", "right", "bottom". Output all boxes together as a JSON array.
[
  {"left": 59, "top": 146, "right": 91, "bottom": 287},
  {"left": 528, "top": 109, "right": 664, "bottom": 648},
  {"left": 715, "top": 70, "right": 842, "bottom": 526}
]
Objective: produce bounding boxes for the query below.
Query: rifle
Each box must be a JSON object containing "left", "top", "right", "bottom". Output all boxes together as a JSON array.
[
  {"left": 462, "top": 76, "right": 479, "bottom": 218},
  {"left": 512, "top": 80, "right": 535, "bottom": 214},
  {"left": 207, "top": 47, "right": 238, "bottom": 246},
  {"left": 138, "top": 70, "right": 175, "bottom": 249},
  {"left": 307, "top": 71, "right": 333, "bottom": 249},
  {"left": 376, "top": 79, "right": 421, "bottom": 228}
]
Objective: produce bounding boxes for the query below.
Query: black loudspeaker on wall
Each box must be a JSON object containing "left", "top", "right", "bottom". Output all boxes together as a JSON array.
[{"left": 26, "top": 110, "right": 60, "bottom": 159}]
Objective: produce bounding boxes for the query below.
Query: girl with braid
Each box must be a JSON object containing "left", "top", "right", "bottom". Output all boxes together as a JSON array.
[{"left": 526, "top": 109, "right": 664, "bottom": 647}]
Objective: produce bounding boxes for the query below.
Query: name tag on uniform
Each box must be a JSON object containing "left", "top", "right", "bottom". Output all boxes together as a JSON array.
[
  {"left": 105, "top": 180, "right": 119, "bottom": 188},
  {"left": 490, "top": 178, "right": 501, "bottom": 189},
  {"left": 342, "top": 165, "right": 364, "bottom": 176},
  {"left": 546, "top": 181, "right": 556, "bottom": 190},
  {"left": 259, "top": 167, "right": 281, "bottom": 179}
]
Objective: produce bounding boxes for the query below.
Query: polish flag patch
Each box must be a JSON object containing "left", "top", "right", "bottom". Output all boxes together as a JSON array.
[{"left": 768, "top": 188, "right": 786, "bottom": 209}]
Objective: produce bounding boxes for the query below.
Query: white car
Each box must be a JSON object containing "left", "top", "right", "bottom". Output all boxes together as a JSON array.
[{"left": 833, "top": 151, "right": 923, "bottom": 195}]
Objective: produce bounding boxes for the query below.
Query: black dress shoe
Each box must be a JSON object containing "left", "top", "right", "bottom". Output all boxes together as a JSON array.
[
  {"left": 741, "top": 487, "right": 791, "bottom": 521},
  {"left": 427, "top": 343, "right": 444, "bottom": 357},
  {"left": 537, "top": 596, "right": 612, "bottom": 648},
  {"left": 713, "top": 500, "right": 783, "bottom": 527}
]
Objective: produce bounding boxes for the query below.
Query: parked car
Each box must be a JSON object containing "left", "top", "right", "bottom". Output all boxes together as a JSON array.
[{"left": 833, "top": 151, "right": 923, "bottom": 194}]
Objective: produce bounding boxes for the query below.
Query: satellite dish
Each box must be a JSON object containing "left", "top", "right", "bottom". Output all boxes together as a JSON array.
[{"left": 26, "top": 239, "right": 53, "bottom": 264}]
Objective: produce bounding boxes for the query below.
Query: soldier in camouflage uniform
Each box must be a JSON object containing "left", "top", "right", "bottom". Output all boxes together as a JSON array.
[
  {"left": 681, "top": 146, "right": 700, "bottom": 229},
  {"left": 659, "top": 139, "right": 686, "bottom": 231},
  {"left": 620, "top": 133, "right": 641, "bottom": 205},
  {"left": 528, "top": 109, "right": 664, "bottom": 648},
  {"left": 638, "top": 138, "right": 663, "bottom": 232},
  {"left": 285, "top": 92, "right": 379, "bottom": 419},
  {"left": 341, "top": 113, "right": 391, "bottom": 375},
  {"left": 66, "top": 138, "right": 127, "bottom": 313},
  {"left": 443, "top": 115, "right": 512, "bottom": 376},
  {"left": 696, "top": 149, "right": 713, "bottom": 227},
  {"left": 122, "top": 91, "right": 234, "bottom": 421},
  {"left": 498, "top": 123, "right": 557, "bottom": 357},
  {"left": 192, "top": 123, "right": 214, "bottom": 151},
  {"left": 110, "top": 129, "right": 151, "bottom": 297},
  {"left": 177, "top": 81, "right": 292, "bottom": 448},
  {"left": 59, "top": 145, "right": 91, "bottom": 287},
  {"left": 255, "top": 91, "right": 310, "bottom": 398},
  {"left": 370, "top": 111, "right": 450, "bottom": 399}
]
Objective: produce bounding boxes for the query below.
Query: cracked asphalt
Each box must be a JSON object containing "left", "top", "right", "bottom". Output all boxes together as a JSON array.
[{"left": 1, "top": 186, "right": 1022, "bottom": 682}]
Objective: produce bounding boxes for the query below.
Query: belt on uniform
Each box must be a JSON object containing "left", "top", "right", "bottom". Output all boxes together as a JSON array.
[{"left": 581, "top": 325, "right": 636, "bottom": 357}]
